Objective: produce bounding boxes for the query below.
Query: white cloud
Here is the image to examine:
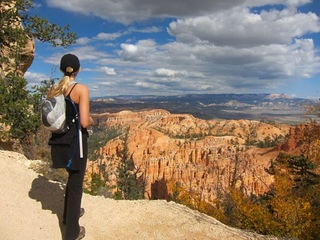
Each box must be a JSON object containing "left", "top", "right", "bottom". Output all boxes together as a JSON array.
[
  {"left": 76, "top": 37, "right": 91, "bottom": 45},
  {"left": 119, "top": 43, "right": 141, "bottom": 61},
  {"left": 99, "top": 66, "right": 117, "bottom": 75},
  {"left": 154, "top": 68, "right": 187, "bottom": 77},
  {"left": 25, "top": 71, "right": 49, "bottom": 87},
  {"left": 44, "top": 46, "right": 110, "bottom": 67},
  {"left": 42, "top": 0, "right": 320, "bottom": 97},
  {"left": 168, "top": 7, "right": 320, "bottom": 47},
  {"left": 47, "top": 0, "right": 245, "bottom": 24},
  {"left": 128, "top": 26, "right": 162, "bottom": 33},
  {"left": 136, "top": 81, "right": 165, "bottom": 90},
  {"left": 119, "top": 39, "right": 157, "bottom": 62},
  {"left": 154, "top": 68, "right": 204, "bottom": 78},
  {"left": 95, "top": 32, "right": 124, "bottom": 41}
]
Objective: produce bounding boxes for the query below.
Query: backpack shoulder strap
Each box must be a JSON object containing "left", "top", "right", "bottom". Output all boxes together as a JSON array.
[{"left": 65, "top": 83, "right": 79, "bottom": 121}]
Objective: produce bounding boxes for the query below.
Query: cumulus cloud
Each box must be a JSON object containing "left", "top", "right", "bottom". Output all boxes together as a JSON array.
[
  {"left": 43, "top": 0, "right": 320, "bottom": 97},
  {"left": 168, "top": 7, "right": 320, "bottom": 47},
  {"left": 119, "top": 44, "right": 141, "bottom": 61},
  {"left": 119, "top": 39, "right": 157, "bottom": 62}
]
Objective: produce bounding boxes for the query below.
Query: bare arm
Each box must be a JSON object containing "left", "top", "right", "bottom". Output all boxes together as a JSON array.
[{"left": 78, "top": 85, "right": 94, "bottom": 128}]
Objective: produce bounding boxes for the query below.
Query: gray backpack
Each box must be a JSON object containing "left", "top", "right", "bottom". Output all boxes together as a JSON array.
[{"left": 41, "top": 84, "right": 83, "bottom": 168}]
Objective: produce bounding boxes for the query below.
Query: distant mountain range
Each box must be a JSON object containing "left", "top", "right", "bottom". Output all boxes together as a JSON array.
[{"left": 91, "top": 93, "right": 318, "bottom": 124}]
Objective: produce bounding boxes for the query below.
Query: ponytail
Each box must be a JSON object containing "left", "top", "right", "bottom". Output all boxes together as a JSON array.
[{"left": 47, "top": 74, "right": 71, "bottom": 98}]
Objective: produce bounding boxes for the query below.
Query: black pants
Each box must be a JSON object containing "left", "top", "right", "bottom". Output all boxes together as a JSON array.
[{"left": 63, "top": 136, "right": 88, "bottom": 240}]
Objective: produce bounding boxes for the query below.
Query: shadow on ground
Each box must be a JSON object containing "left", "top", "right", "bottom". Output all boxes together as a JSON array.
[{"left": 29, "top": 175, "right": 65, "bottom": 239}]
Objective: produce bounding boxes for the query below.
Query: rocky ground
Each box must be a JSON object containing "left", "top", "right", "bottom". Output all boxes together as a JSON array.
[{"left": 0, "top": 150, "right": 279, "bottom": 240}]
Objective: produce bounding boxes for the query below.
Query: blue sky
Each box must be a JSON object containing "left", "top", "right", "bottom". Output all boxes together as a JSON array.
[{"left": 26, "top": 0, "right": 320, "bottom": 99}]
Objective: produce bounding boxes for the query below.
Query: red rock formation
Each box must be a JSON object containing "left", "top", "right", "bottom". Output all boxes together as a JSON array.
[{"left": 87, "top": 110, "right": 317, "bottom": 204}]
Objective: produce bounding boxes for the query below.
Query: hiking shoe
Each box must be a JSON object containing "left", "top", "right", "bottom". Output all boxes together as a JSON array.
[
  {"left": 80, "top": 208, "right": 85, "bottom": 218},
  {"left": 75, "top": 226, "right": 85, "bottom": 240}
]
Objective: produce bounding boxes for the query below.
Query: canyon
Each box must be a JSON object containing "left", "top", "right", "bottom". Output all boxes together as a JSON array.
[{"left": 86, "top": 109, "right": 314, "bottom": 203}]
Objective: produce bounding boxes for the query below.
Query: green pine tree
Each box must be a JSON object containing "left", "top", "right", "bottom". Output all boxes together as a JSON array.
[{"left": 116, "top": 132, "right": 145, "bottom": 200}]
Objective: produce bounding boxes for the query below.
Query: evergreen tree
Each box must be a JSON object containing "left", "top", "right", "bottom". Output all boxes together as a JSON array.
[
  {"left": 116, "top": 132, "right": 145, "bottom": 200},
  {"left": 0, "top": 74, "right": 39, "bottom": 138},
  {"left": 264, "top": 152, "right": 320, "bottom": 239}
]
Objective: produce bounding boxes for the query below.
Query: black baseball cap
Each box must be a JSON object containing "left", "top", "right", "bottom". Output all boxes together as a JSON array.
[{"left": 60, "top": 54, "right": 80, "bottom": 76}]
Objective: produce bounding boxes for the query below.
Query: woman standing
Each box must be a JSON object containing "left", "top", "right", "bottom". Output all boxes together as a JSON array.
[{"left": 48, "top": 53, "right": 94, "bottom": 240}]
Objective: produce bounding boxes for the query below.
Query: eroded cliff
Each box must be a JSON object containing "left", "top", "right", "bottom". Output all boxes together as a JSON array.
[{"left": 85, "top": 109, "right": 313, "bottom": 204}]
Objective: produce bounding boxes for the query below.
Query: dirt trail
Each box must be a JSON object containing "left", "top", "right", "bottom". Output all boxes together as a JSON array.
[{"left": 0, "top": 150, "right": 277, "bottom": 240}]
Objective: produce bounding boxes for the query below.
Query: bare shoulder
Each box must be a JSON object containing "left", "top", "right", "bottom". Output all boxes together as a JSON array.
[
  {"left": 76, "top": 83, "right": 88, "bottom": 90},
  {"left": 71, "top": 83, "right": 89, "bottom": 103},
  {"left": 75, "top": 83, "right": 89, "bottom": 94}
]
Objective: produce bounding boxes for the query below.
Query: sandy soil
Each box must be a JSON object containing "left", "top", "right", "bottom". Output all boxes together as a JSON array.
[{"left": 0, "top": 150, "right": 278, "bottom": 240}]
